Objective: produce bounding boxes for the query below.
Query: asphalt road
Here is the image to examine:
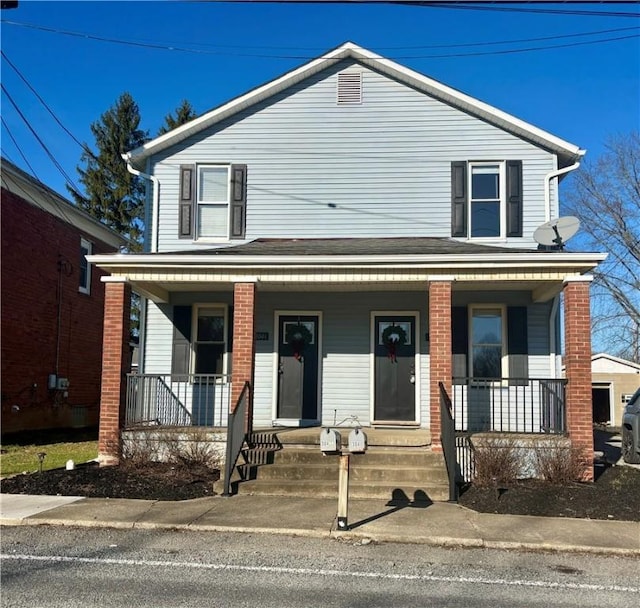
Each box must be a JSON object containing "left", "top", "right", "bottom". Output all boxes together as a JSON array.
[{"left": 1, "top": 527, "right": 638, "bottom": 607}]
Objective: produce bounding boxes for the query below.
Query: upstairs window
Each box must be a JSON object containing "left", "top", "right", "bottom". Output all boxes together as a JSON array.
[
  {"left": 179, "top": 164, "right": 247, "bottom": 240},
  {"left": 451, "top": 160, "right": 522, "bottom": 239},
  {"left": 79, "top": 238, "right": 92, "bottom": 294},
  {"left": 197, "top": 166, "right": 230, "bottom": 239},
  {"left": 470, "top": 164, "right": 502, "bottom": 238}
]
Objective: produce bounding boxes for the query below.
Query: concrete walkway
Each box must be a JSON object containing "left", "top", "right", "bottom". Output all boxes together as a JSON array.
[{"left": 1, "top": 492, "right": 638, "bottom": 556}]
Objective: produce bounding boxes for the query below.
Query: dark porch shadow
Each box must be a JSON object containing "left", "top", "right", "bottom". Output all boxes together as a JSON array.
[{"left": 347, "top": 489, "right": 433, "bottom": 529}]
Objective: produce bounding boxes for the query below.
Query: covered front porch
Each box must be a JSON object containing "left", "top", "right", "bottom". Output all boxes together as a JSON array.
[{"left": 90, "top": 238, "right": 603, "bottom": 479}]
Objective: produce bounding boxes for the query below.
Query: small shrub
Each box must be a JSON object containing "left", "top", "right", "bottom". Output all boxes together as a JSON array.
[
  {"left": 164, "top": 429, "right": 220, "bottom": 470},
  {"left": 534, "top": 445, "right": 588, "bottom": 483},
  {"left": 472, "top": 436, "right": 523, "bottom": 488},
  {"left": 121, "top": 432, "right": 160, "bottom": 468}
]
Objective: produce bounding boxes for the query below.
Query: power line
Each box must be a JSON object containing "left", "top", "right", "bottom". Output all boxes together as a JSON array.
[
  {"left": 1, "top": 116, "right": 40, "bottom": 178},
  {"left": 2, "top": 19, "right": 638, "bottom": 59},
  {"left": 1, "top": 83, "right": 84, "bottom": 199}
]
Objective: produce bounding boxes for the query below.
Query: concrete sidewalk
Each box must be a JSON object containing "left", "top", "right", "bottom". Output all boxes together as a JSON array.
[{"left": 1, "top": 492, "right": 639, "bottom": 556}]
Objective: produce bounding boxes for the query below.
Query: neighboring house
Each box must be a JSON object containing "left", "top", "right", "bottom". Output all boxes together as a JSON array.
[
  {"left": 90, "top": 42, "right": 605, "bottom": 480},
  {"left": 1, "top": 158, "right": 126, "bottom": 435},
  {"left": 591, "top": 354, "right": 640, "bottom": 427}
]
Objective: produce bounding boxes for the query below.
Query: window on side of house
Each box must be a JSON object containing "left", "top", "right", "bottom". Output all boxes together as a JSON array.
[
  {"left": 469, "top": 163, "right": 503, "bottom": 239},
  {"left": 79, "top": 238, "right": 92, "bottom": 294},
  {"left": 193, "top": 305, "right": 228, "bottom": 375},
  {"left": 470, "top": 306, "right": 505, "bottom": 379},
  {"left": 197, "top": 165, "right": 230, "bottom": 239}
]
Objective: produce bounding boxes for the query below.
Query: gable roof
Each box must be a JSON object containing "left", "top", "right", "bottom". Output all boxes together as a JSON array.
[
  {"left": 126, "top": 41, "right": 584, "bottom": 170},
  {"left": 591, "top": 353, "right": 640, "bottom": 372},
  {"left": 1, "top": 157, "right": 127, "bottom": 249}
]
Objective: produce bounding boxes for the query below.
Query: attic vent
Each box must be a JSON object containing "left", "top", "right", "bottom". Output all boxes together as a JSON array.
[{"left": 337, "top": 72, "right": 362, "bottom": 104}]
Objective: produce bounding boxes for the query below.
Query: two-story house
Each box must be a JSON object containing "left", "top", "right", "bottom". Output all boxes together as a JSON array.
[
  {"left": 1, "top": 158, "right": 126, "bottom": 435},
  {"left": 90, "top": 43, "right": 605, "bottom": 484}
]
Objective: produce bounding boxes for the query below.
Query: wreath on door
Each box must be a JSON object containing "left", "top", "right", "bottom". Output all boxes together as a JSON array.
[
  {"left": 286, "top": 323, "right": 313, "bottom": 360},
  {"left": 382, "top": 324, "right": 407, "bottom": 362}
]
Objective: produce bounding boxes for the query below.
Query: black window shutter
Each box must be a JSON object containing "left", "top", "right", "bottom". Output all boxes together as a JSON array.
[
  {"left": 230, "top": 164, "right": 247, "bottom": 239},
  {"left": 227, "top": 305, "right": 234, "bottom": 375},
  {"left": 451, "top": 161, "right": 468, "bottom": 237},
  {"left": 179, "top": 165, "right": 195, "bottom": 238},
  {"left": 506, "top": 160, "right": 523, "bottom": 237},
  {"left": 171, "top": 305, "right": 192, "bottom": 377},
  {"left": 507, "top": 306, "right": 528, "bottom": 385},
  {"left": 451, "top": 306, "right": 468, "bottom": 383}
]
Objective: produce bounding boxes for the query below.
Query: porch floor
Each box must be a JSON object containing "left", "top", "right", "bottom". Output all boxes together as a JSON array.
[{"left": 251, "top": 427, "right": 432, "bottom": 448}]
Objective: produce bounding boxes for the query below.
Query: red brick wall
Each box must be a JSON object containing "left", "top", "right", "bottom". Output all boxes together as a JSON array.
[
  {"left": 563, "top": 278, "right": 594, "bottom": 480},
  {"left": 97, "top": 281, "right": 131, "bottom": 465},
  {"left": 1, "top": 188, "right": 116, "bottom": 434},
  {"left": 231, "top": 283, "right": 256, "bottom": 431},
  {"left": 429, "top": 280, "right": 453, "bottom": 450}
]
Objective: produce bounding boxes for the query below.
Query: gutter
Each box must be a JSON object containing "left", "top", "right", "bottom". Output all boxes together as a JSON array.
[
  {"left": 122, "top": 153, "right": 160, "bottom": 253},
  {"left": 544, "top": 160, "right": 582, "bottom": 222}
]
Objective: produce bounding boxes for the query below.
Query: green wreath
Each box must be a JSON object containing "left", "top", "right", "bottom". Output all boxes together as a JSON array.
[
  {"left": 382, "top": 324, "right": 407, "bottom": 347},
  {"left": 285, "top": 323, "right": 313, "bottom": 347}
]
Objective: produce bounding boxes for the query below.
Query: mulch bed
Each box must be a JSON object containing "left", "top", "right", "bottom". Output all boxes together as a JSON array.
[
  {"left": 0, "top": 461, "right": 220, "bottom": 501},
  {"left": 458, "top": 464, "right": 640, "bottom": 522}
]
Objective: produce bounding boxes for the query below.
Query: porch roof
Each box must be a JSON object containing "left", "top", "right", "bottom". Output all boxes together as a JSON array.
[{"left": 89, "top": 237, "right": 606, "bottom": 304}]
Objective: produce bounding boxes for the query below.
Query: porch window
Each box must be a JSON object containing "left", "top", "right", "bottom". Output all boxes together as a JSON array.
[
  {"left": 470, "top": 306, "right": 505, "bottom": 379},
  {"left": 197, "top": 166, "right": 230, "bottom": 239},
  {"left": 194, "top": 306, "right": 227, "bottom": 374}
]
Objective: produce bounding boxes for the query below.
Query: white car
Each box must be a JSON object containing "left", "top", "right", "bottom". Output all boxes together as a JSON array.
[{"left": 622, "top": 387, "right": 640, "bottom": 464}]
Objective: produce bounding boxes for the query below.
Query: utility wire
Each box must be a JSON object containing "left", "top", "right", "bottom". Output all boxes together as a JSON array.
[
  {"left": 2, "top": 19, "right": 638, "bottom": 59},
  {"left": 1, "top": 116, "right": 40, "bottom": 178},
  {"left": 1, "top": 83, "right": 84, "bottom": 199}
]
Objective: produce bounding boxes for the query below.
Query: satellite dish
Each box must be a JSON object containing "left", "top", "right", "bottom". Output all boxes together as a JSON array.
[{"left": 533, "top": 216, "right": 580, "bottom": 250}]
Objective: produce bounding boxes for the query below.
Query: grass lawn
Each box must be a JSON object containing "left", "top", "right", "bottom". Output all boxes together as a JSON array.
[{"left": 0, "top": 428, "right": 98, "bottom": 477}]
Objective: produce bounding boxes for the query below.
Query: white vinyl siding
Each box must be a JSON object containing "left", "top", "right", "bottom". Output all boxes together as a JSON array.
[{"left": 148, "top": 60, "right": 556, "bottom": 252}]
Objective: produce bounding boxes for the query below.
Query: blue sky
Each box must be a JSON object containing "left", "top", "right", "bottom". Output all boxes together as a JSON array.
[{"left": 1, "top": 1, "right": 639, "bottom": 200}]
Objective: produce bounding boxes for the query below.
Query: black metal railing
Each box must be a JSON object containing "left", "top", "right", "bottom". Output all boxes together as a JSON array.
[
  {"left": 223, "top": 381, "right": 251, "bottom": 497},
  {"left": 439, "top": 382, "right": 460, "bottom": 502},
  {"left": 125, "top": 374, "right": 230, "bottom": 428},
  {"left": 451, "top": 377, "right": 566, "bottom": 434}
]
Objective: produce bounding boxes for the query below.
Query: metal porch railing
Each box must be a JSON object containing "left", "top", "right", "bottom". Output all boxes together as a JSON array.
[
  {"left": 125, "top": 374, "right": 230, "bottom": 428},
  {"left": 451, "top": 377, "right": 566, "bottom": 434}
]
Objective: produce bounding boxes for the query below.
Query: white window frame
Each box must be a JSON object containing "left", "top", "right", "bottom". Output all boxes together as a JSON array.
[
  {"left": 468, "top": 161, "right": 506, "bottom": 240},
  {"left": 191, "top": 304, "right": 229, "bottom": 377},
  {"left": 79, "top": 238, "right": 92, "bottom": 294},
  {"left": 196, "top": 165, "right": 231, "bottom": 241},
  {"left": 468, "top": 304, "right": 507, "bottom": 381}
]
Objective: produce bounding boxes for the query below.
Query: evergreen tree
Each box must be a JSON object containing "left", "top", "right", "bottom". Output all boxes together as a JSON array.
[
  {"left": 158, "top": 99, "right": 197, "bottom": 135},
  {"left": 70, "top": 92, "right": 148, "bottom": 249}
]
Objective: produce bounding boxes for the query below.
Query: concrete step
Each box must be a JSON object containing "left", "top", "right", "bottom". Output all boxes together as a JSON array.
[
  {"left": 238, "top": 461, "right": 449, "bottom": 484},
  {"left": 237, "top": 478, "right": 451, "bottom": 502}
]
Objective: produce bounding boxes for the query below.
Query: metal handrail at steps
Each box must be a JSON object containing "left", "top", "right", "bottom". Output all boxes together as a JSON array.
[
  {"left": 223, "top": 381, "right": 251, "bottom": 497},
  {"left": 439, "top": 381, "right": 459, "bottom": 502}
]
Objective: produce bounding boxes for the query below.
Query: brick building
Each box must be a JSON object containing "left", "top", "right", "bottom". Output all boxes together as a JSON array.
[{"left": 1, "top": 158, "right": 126, "bottom": 435}]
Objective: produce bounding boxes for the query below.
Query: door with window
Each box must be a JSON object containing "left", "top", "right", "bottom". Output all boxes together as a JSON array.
[
  {"left": 374, "top": 315, "right": 416, "bottom": 422},
  {"left": 277, "top": 315, "right": 319, "bottom": 422}
]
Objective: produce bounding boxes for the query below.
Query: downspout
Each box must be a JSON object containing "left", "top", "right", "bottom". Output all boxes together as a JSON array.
[
  {"left": 549, "top": 295, "right": 560, "bottom": 377},
  {"left": 544, "top": 161, "right": 581, "bottom": 222},
  {"left": 122, "top": 153, "right": 160, "bottom": 253}
]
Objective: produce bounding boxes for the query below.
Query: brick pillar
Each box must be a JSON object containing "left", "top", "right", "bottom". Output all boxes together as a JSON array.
[
  {"left": 231, "top": 282, "right": 256, "bottom": 432},
  {"left": 429, "top": 278, "right": 453, "bottom": 451},
  {"left": 563, "top": 276, "right": 594, "bottom": 481},
  {"left": 98, "top": 281, "right": 131, "bottom": 466}
]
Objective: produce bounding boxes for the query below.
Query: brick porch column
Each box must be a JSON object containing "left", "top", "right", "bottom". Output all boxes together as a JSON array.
[
  {"left": 429, "top": 277, "right": 454, "bottom": 451},
  {"left": 563, "top": 276, "right": 594, "bottom": 481},
  {"left": 98, "top": 280, "right": 131, "bottom": 466},
  {"left": 231, "top": 282, "right": 256, "bottom": 432}
]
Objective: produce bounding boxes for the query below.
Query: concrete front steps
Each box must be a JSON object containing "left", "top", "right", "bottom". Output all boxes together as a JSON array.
[{"left": 231, "top": 428, "right": 451, "bottom": 502}]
